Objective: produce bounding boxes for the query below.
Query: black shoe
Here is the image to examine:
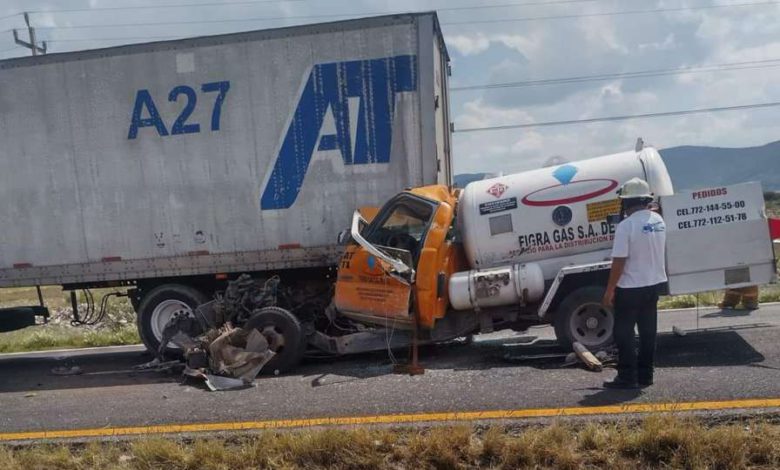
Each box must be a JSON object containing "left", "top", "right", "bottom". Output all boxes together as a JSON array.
[
  {"left": 603, "top": 378, "right": 639, "bottom": 389},
  {"left": 638, "top": 378, "right": 653, "bottom": 387}
]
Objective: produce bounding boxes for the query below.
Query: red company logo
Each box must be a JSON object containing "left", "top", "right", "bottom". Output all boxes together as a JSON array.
[
  {"left": 521, "top": 164, "right": 618, "bottom": 207},
  {"left": 487, "top": 183, "right": 508, "bottom": 199}
]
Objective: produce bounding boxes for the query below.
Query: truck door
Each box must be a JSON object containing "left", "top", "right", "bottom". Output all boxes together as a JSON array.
[
  {"left": 660, "top": 181, "right": 776, "bottom": 294},
  {"left": 335, "top": 194, "right": 437, "bottom": 321}
]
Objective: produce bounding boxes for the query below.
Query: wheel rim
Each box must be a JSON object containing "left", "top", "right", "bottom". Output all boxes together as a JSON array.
[
  {"left": 151, "top": 299, "right": 194, "bottom": 348},
  {"left": 568, "top": 302, "right": 614, "bottom": 348},
  {"left": 260, "top": 325, "right": 286, "bottom": 354}
]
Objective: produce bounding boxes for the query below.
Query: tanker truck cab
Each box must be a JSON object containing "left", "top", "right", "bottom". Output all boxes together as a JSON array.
[{"left": 335, "top": 185, "right": 466, "bottom": 333}]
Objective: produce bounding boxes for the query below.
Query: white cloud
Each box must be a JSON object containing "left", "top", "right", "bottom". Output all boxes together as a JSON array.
[
  {"left": 579, "top": 16, "right": 629, "bottom": 55},
  {"left": 493, "top": 34, "right": 542, "bottom": 58},
  {"left": 455, "top": 99, "right": 536, "bottom": 131},
  {"left": 447, "top": 34, "right": 490, "bottom": 56},
  {"left": 445, "top": 32, "right": 540, "bottom": 58},
  {"left": 638, "top": 33, "right": 676, "bottom": 51}
]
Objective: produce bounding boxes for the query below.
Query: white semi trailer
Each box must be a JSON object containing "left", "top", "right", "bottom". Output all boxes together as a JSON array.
[{"left": 0, "top": 12, "right": 452, "bottom": 352}]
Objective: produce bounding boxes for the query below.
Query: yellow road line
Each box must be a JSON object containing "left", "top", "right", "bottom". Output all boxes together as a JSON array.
[{"left": 3, "top": 397, "right": 780, "bottom": 442}]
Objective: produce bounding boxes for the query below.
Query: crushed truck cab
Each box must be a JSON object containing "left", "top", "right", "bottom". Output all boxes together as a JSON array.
[{"left": 335, "top": 185, "right": 464, "bottom": 330}]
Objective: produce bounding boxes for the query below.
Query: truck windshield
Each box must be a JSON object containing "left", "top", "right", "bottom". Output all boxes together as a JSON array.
[{"left": 364, "top": 196, "right": 435, "bottom": 262}]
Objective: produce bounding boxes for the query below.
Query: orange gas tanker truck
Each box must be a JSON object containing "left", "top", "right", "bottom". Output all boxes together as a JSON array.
[
  {"left": 335, "top": 145, "right": 675, "bottom": 353},
  {"left": 195, "top": 143, "right": 776, "bottom": 373}
]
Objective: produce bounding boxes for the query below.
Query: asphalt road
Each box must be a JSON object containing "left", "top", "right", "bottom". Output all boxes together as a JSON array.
[{"left": 1, "top": 304, "right": 780, "bottom": 434}]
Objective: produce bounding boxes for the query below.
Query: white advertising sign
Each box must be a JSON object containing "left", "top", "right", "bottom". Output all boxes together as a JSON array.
[
  {"left": 661, "top": 182, "right": 776, "bottom": 295},
  {"left": 663, "top": 183, "right": 762, "bottom": 232}
]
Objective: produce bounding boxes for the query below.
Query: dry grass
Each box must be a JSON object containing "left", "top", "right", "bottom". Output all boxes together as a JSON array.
[
  {"left": 658, "top": 284, "right": 780, "bottom": 310},
  {"left": 0, "top": 323, "right": 140, "bottom": 353},
  {"left": 2, "top": 416, "right": 780, "bottom": 469},
  {"left": 0, "top": 286, "right": 140, "bottom": 353}
]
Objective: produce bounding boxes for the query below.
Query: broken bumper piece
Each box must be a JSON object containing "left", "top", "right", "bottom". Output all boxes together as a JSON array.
[{"left": 160, "top": 323, "right": 276, "bottom": 391}]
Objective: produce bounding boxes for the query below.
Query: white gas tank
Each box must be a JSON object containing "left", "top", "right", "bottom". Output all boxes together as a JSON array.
[{"left": 458, "top": 147, "right": 673, "bottom": 277}]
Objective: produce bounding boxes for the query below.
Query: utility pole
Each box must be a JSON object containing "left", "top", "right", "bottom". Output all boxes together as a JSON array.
[{"left": 13, "top": 12, "right": 46, "bottom": 56}]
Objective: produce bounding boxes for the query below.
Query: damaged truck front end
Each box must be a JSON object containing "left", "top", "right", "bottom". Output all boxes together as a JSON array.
[{"left": 155, "top": 186, "right": 477, "bottom": 380}]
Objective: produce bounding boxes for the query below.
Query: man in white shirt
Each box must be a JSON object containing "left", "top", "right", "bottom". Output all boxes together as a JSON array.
[{"left": 602, "top": 177, "right": 667, "bottom": 389}]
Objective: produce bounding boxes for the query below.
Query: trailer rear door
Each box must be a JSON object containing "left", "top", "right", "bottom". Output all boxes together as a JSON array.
[{"left": 661, "top": 182, "right": 776, "bottom": 295}]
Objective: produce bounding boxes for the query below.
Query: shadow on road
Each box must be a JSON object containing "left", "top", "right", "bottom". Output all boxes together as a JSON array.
[
  {"left": 0, "top": 324, "right": 771, "bottom": 394},
  {"left": 579, "top": 387, "right": 644, "bottom": 407},
  {"left": 0, "top": 349, "right": 175, "bottom": 394},
  {"left": 701, "top": 308, "right": 754, "bottom": 319},
  {"left": 654, "top": 329, "right": 765, "bottom": 368}
]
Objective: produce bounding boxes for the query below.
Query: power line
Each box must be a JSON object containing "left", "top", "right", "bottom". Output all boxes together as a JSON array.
[
  {"left": 0, "top": 12, "right": 21, "bottom": 22},
  {"left": 443, "top": 0, "right": 780, "bottom": 25},
  {"left": 26, "top": 0, "right": 679, "bottom": 31},
  {"left": 454, "top": 101, "right": 780, "bottom": 133},
  {"left": 29, "top": 0, "right": 307, "bottom": 15},
  {"left": 32, "top": 0, "right": 597, "bottom": 15},
  {"left": 49, "top": 35, "right": 184, "bottom": 43},
  {"left": 453, "top": 58, "right": 780, "bottom": 91},
  {"left": 28, "top": 0, "right": 780, "bottom": 31}
]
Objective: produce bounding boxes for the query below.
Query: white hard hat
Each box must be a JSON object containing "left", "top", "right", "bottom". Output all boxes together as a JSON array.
[{"left": 618, "top": 177, "right": 653, "bottom": 199}]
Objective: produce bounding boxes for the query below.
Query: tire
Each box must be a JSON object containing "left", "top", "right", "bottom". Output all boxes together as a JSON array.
[
  {"left": 553, "top": 285, "right": 614, "bottom": 351},
  {"left": 243, "top": 306, "right": 305, "bottom": 375},
  {"left": 137, "top": 284, "right": 209, "bottom": 353}
]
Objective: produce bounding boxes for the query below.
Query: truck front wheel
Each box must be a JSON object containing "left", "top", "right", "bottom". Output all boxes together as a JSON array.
[
  {"left": 553, "top": 286, "right": 614, "bottom": 351},
  {"left": 243, "top": 306, "right": 305, "bottom": 375},
  {"left": 137, "top": 284, "right": 209, "bottom": 353}
]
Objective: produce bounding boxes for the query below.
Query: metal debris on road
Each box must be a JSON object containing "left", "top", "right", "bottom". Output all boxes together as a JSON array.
[
  {"left": 504, "top": 339, "right": 616, "bottom": 371},
  {"left": 50, "top": 365, "right": 83, "bottom": 376},
  {"left": 673, "top": 326, "right": 687, "bottom": 337},
  {"left": 573, "top": 342, "right": 603, "bottom": 372},
  {"left": 183, "top": 369, "right": 252, "bottom": 391},
  {"left": 147, "top": 275, "right": 281, "bottom": 391}
]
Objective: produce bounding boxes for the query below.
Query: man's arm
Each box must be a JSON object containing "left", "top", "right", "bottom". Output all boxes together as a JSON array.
[
  {"left": 604, "top": 218, "right": 629, "bottom": 307},
  {"left": 603, "top": 257, "right": 626, "bottom": 307}
]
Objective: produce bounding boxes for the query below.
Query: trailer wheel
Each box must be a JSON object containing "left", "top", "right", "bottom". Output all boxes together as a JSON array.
[
  {"left": 137, "top": 284, "right": 209, "bottom": 353},
  {"left": 553, "top": 286, "right": 614, "bottom": 351},
  {"left": 244, "top": 307, "right": 305, "bottom": 375}
]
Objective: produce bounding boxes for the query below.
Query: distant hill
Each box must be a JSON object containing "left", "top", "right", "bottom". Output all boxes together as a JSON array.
[
  {"left": 659, "top": 140, "right": 780, "bottom": 191},
  {"left": 454, "top": 140, "right": 780, "bottom": 191},
  {"left": 453, "top": 173, "right": 488, "bottom": 188}
]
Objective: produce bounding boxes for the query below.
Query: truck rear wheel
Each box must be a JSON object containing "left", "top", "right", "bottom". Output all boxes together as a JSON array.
[
  {"left": 244, "top": 306, "right": 305, "bottom": 375},
  {"left": 553, "top": 286, "right": 614, "bottom": 351},
  {"left": 137, "top": 284, "right": 209, "bottom": 353}
]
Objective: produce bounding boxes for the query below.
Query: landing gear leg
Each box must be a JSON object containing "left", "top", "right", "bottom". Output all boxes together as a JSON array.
[{"left": 393, "top": 309, "right": 425, "bottom": 376}]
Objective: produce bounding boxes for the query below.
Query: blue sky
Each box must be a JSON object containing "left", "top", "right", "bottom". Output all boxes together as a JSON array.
[{"left": 1, "top": 0, "right": 779, "bottom": 175}]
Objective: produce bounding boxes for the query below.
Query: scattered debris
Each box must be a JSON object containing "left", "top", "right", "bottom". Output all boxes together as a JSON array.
[
  {"left": 184, "top": 369, "right": 251, "bottom": 391},
  {"left": 24, "top": 392, "right": 36, "bottom": 398},
  {"left": 148, "top": 275, "right": 284, "bottom": 390},
  {"left": 50, "top": 365, "right": 83, "bottom": 376},
  {"left": 673, "top": 326, "right": 687, "bottom": 337},
  {"left": 506, "top": 352, "right": 569, "bottom": 363},
  {"left": 572, "top": 342, "right": 603, "bottom": 371},
  {"left": 563, "top": 352, "right": 578, "bottom": 367},
  {"left": 132, "top": 357, "right": 183, "bottom": 373},
  {"left": 502, "top": 338, "right": 616, "bottom": 370}
]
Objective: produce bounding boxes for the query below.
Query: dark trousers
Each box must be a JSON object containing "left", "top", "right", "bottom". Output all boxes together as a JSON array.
[{"left": 614, "top": 284, "right": 660, "bottom": 382}]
